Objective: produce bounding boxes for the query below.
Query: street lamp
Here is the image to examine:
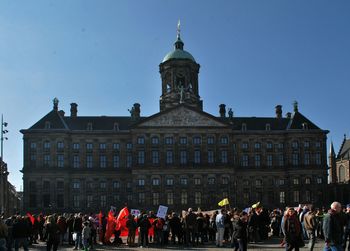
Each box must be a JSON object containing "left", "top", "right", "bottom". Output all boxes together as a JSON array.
[{"left": 1, "top": 114, "right": 9, "bottom": 160}]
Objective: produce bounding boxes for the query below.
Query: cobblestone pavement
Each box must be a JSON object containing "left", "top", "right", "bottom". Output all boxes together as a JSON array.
[{"left": 26, "top": 237, "right": 325, "bottom": 250}]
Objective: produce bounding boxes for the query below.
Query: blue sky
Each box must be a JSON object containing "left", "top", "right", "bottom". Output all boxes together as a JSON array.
[{"left": 1, "top": 0, "right": 349, "bottom": 189}]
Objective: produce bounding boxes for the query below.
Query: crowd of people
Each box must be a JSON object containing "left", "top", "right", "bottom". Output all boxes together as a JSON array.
[{"left": 0, "top": 201, "right": 349, "bottom": 251}]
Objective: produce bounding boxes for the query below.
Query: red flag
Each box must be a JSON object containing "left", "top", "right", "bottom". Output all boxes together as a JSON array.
[
  {"left": 116, "top": 207, "right": 129, "bottom": 237},
  {"left": 27, "top": 212, "right": 35, "bottom": 225},
  {"left": 105, "top": 211, "right": 116, "bottom": 243}
]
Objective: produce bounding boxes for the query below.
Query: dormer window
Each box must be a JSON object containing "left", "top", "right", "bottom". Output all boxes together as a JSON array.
[
  {"left": 113, "top": 123, "right": 119, "bottom": 131},
  {"left": 87, "top": 122, "right": 93, "bottom": 131},
  {"left": 302, "top": 123, "right": 308, "bottom": 130},
  {"left": 45, "top": 121, "right": 51, "bottom": 129},
  {"left": 242, "top": 123, "right": 247, "bottom": 131},
  {"left": 266, "top": 123, "right": 271, "bottom": 131}
]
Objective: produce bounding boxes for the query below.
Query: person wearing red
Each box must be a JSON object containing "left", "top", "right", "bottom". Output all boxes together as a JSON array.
[{"left": 282, "top": 207, "right": 304, "bottom": 251}]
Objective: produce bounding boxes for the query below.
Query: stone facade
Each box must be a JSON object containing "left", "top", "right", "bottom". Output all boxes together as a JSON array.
[
  {"left": 0, "top": 158, "right": 21, "bottom": 216},
  {"left": 21, "top": 31, "right": 329, "bottom": 214}
]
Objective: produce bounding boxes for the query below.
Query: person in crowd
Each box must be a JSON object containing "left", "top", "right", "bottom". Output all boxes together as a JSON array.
[
  {"left": 38, "top": 214, "right": 45, "bottom": 242},
  {"left": 138, "top": 213, "right": 151, "bottom": 248},
  {"left": 44, "top": 215, "right": 60, "bottom": 251},
  {"left": 152, "top": 217, "right": 164, "bottom": 245},
  {"left": 57, "top": 215, "right": 67, "bottom": 245},
  {"left": 282, "top": 207, "right": 304, "bottom": 251},
  {"left": 270, "top": 209, "right": 282, "bottom": 237},
  {"left": 0, "top": 216, "right": 8, "bottom": 251},
  {"left": 343, "top": 204, "right": 350, "bottom": 251},
  {"left": 208, "top": 212, "right": 217, "bottom": 243},
  {"left": 248, "top": 208, "right": 260, "bottom": 243},
  {"left": 323, "top": 201, "right": 345, "bottom": 251},
  {"left": 169, "top": 212, "right": 182, "bottom": 244},
  {"left": 232, "top": 211, "right": 249, "bottom": 251},
  {"left": 184, "top": 208, "right": 197, "bottom": 246},
  {"left": 12, "top": 216, "right": 30, "bottom": 251},
  {"left": 195, "top": 212, "right": 205, "bottom": 245},
  {"left": 215, "top": 208, "right": 226, "bottom": 247},
  {"left": 299, "top": 205, "right": 310, "bottom": 240},
  {"left": 255, "top": 204, "right": 270, "bottom": 241},
  {"left": 126, "top": 214, "right": 137, "bottom": 246},
  {"left": 73, "top": 213, "right": 83, "bottom": 250},
  {"left": 88, "top": 216, "right": 97, "bottom": 249},
  {"left": 304, "top": 205, "right": 318, "bottom": 251},
  {"left": 162, "top": 216, "right": 170, "bottom": 245},
  {"left": 82, "top": 221, "right": 91, "bottom": 251},
  {"left": 316, "top": 208, "right": 325, "bottom": 239},
  {"left": 5, "top": 216, "right": 15, "bottom": 251}
]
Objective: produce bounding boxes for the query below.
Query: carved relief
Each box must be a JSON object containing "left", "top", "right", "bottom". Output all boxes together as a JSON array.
[{"left": 139, "top": 106, "right": 227, "bottom": 127}]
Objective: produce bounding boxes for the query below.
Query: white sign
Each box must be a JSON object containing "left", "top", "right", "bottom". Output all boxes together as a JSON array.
[
  {"left": 156, "top": 205, "right": 168, "bottom": 219},
  {"left": 110, "top": 206, "right": 116, "bottom": 212},
  {"left": 130, "top": 209, "right": 140, "bottom": 216}
]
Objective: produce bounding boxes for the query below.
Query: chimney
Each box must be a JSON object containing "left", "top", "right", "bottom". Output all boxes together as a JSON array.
[
  {"left": 58, "top": 110, "right": 65, "bottom": 117},
  {"left": 219, "top": 104, "right": 226, "bottom": 118},
  {"left": 133, "top": 103, "right": 140, "bottom": 118},
  {"left": 286, "top": 112, "right": 292, "bottom": 119},
  {"left": 70, "top": 103, "right": 78, "bottom": 117},
  {"left": 275, "top": 105, "right": 282, "bottom": 119}
]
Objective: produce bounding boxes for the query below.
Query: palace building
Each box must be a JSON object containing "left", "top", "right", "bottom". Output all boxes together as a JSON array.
[{"left": 21, "top": 28, "right": 329, "bottom": 213}]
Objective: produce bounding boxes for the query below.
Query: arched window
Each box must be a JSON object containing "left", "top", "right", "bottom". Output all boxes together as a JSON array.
[{"left": 339, "top": 165, "right": 346, "bottom": 182}]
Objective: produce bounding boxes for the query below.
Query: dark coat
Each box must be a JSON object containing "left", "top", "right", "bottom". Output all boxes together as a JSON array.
[
  {"left": 323, "top": 210, "right": 344, "bottom": 245},
  {"left": 232, "top": 219, "right": 248, "bottom": 241}
]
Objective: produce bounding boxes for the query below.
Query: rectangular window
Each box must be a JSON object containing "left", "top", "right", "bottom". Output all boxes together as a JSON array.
[
  {"left": 152, "top": 151, "right": 159, "bottom": 165},
  {"left": 114, "top": 195, "right": 120, "bottom": 202},
  {"left": 278, "top": 179, "right": 285, "bottom": 186},
  {"left": 293, "top": 178, "right": 299, "bottom": 185},
  {"left": 316, "top": 177, "right": 323, "bottom": 184},
  {"left": 138, "top": 151, "right": 145, "bottom": 165},
  {"left": 181, "top": 192, "right": 187, "bottom": 205},
  {"left": 180, "top": 150, "right": 187, "bottom": 164},
  {"left": 305, "top": 190, "right": 311, "bottom": 202},
  {"left": 267, "top": 155, "right": 273, "bottom": 167},
  {"left": 73, "top": 155, "right": 80, "bottom": 168},
  {"left": 138, "top": 193, "right": 145, "bottom": 204},
  {"left": 180, "top": 137, "right": 187, "bottom": 145},
  {"left": 73, "top": 143, "right": 80, "bottom": 150},
  {"left": 57, "top": 154, "right": 64, "bottom": 168},
  {"left": 292, "top": 141, "right": 299, "bottom": 149},
  {"left": 43, "top": 194, "right": 50, "bottom": 207},
  {"left": 195, "top": 192, "right": 201, "bottom": 204},
  {"left": 126, "top": 153, "right": 132, "bottom": 167},
  {"left": 167, "top": 193, "right": 174, "bottom": 205},
  {"left": 126, "top": 143, "right": 132, "bottom": 150},
  {"left": 304, "top": 153, "right": 310, "bottom": 165},
  {"left": 165, "top": 137, "right": 173, "bottom": 145},
  {"left": 57, "top": 141, "right": 64, "bottom": 150},
  {"left": 44, "top": 154, "right": 51, "bottom": 167},
  {"left": 152, "top": 178, "right": 160, "bottom": 186},
  {"left": 166, "top": 178, "right": 174, "bottom": 186},
  {"left": 208, "top": 177, "right": 215, "bottom": 185},
  {"left": 194, "top": 178, "right": 201, "bottom": 185},
  {"left": 194, "top": 150, "right": 201, "bottom": 164},
  {"left": 242, "top": 142, "right": 249, "bottom": 149},
  {"left": 100, "top": 195, "right": 107, "bottom": 207},
  {"left": 193, "top": 136, "right": 201, "bottom": 145},
  {"left": 44, "top": 141, "right": 51, "bottom": 150},
  {"left": 221, "top": 150, "right": 228, "bottom": 164},
  {"left": 99, "top": 143, "right": 106, "bottom": 150},
  {"left": 30, "top": 142, "right": 37, "bottom": 149},
  {"left": 278, "top": 154, "right": 284, "bottom": 167},
  {"left": 207, "top": 136, "right": 214, "bottom": 145},
  {"left": 100, "top": 155, "right": 107, "bottom": 168},
  {"left": 243, "top": 192, "right": 249, "bottom": 204},
  {"left": 315, "top": 141, "right": 321, "bottom": 148},
  {"left": 113, "top": 143, "right": 120, "bottom": 150},
  {"left": 113, "top": 155, "right": 120, "bottom": 168},
  {"left": 57, "top": 181, "right": 64, "bottom": 190},
  {"left": 73, "top": 195, "right": 80, "bottom": 208},
  {"left": 180, "top": 178, "right": 187, "bottom": 185},
  {"left": 222, "top": 177, "right": 229, "bottom": 185},
  {"left": 315, "top": 153, "right": 321, "bottom": 165},
  {"left": 304, "top": 141, "right": 310, "bottom": 148},
  {"left": 292, "top": 153, "right": 299, "bottom": 166},
  {"left": 86, "top": 155, "right": 93, "bottom": 168},
  {"left": 279, "top": 191, "right": 285, "bottom": 204},
  {"left": 138, "top": 179, "right": 145, "bottom": 186},
  {"left": 293, "top": 191, "right": 299, "bottom": 203},
  {"left": 86, "top": 143, "right": 93, "bottom": 151},
  {"left": 57, "top": 194, "right": 64, "bottom": 208},
  {"left": 29, "top": 194, "right": 36, "bottom": 207},
  {"left": 151, "top": 137, "right": 159, "bottom": 145},
  {"left": 255, "top": 154, "right": 261, "bottom": 167},
  {"left": 166, "top": 150, "right": 173, "bottom": 164},
  {"left": 137, "top": 137, "right": 145, "bottom": 144},
  {"left": 100, "top": 181, "right": 106, "bottom": 189},
  {"left": 208, "top": 150, "right": 214, "bottom": 164},
  {"left": 220, "top": 136, "right": 228, "bottom": 144},
  {"left": 113, "top": 181, "right": 120, "bottom": 189},
  {"left": 254, "top": 142, "right": 261, "bottom": 149},
  {"left": 87, "top": 195, "right": 93, "bottom": 208},
  {"left": 152, "top": 193, "right": 159, "bottom": 206},
  {"left": 73, "top": 181, "right": 80, "bottom": 189},
  {"left": 242, "top": 155, "right": 249, "bottom": 167}
]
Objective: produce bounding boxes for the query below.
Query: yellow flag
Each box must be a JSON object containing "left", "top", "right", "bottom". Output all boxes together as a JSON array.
[{"left": 218, "top": 198, "right": 229, "bottom": 207}]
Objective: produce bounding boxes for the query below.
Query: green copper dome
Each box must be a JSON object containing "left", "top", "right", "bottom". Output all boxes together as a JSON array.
[
  {"left": 162, "top": 36, "right": 196, "bottom": 63},
  {"left": 162, "top": 49, "right": 196, "bottom": 63}
]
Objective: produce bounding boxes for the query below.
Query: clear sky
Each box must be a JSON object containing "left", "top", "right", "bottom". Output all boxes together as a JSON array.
[{"left": 1, "top": 0, "right": 349, "bottom": 190}]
